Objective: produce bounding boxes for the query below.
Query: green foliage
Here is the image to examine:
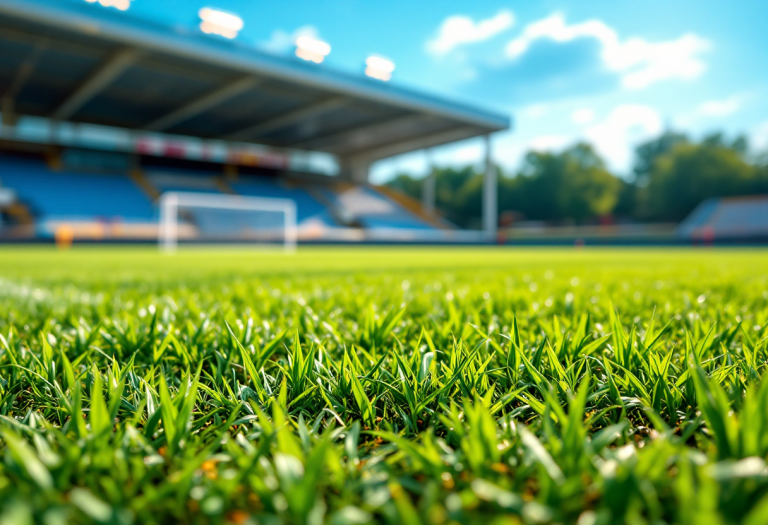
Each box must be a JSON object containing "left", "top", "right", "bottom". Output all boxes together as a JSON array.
[
  {"left": 386, "top": 145, "right": 620, "bottom": 226},
  {"left": 638, "top": 134, "right": 765, "bottom": 221},
  {"left": 510, "top": 143, "right": 620, "bottom": 222},
  {"left": 386, "top": 131, "right": 768, "bottom": 226},
  {"left": 633, "top": 130, "right": 689, "bottom": 180},
  {"left": 384, "top": 174, "right": 424, "bottom": 202},
  {"left": 387, "top": 166, "right": 485, "bottom": 228},
  {"left": 0, "top": 247, "right": 767, "bottom": 524}
]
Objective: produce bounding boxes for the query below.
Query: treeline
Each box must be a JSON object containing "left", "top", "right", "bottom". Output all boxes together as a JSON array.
[{"left": 386, "top": 131, "right": 768, "bottom": 228}]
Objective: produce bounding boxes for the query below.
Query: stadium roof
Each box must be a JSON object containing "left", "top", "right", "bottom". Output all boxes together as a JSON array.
[{"left": 0, "top": 0, "right": 511, "bottom": 165}]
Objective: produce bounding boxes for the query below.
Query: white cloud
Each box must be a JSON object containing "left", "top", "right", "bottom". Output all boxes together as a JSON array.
[
  {"left": 439, "top": 143, "right": 483, "bottom": 164},
  {"left": 529, "top": 135, "right": 572, "bottom": 152},
  {"left": 260, "top": 25, "right": 319, "bottom": 54},
  {"left": 673, "top": 93, "right": 746, "bottom": 128},
  {"left": 370, "top": 104, "right": 667, "bottom": 181},
  {"left": 427, "top": 10, "right": 515, "bottom": 56},
  {"left": 520, "top": 103, "right": 549, "bottom": 119},
  {"left": 585, "top": 104, "right": 663, "bottom": 172},
  {"left": 697, "top": 96, "right": 742, "bottom": 117},
  {"left": 752, "top": 121, "right": 768, "bottom": 152},
  {"left": 504, "top": 12, "right": 710, "bottom": 90},
  {"left": 571, "top": 108, "right": 596, "bottom": 125}
]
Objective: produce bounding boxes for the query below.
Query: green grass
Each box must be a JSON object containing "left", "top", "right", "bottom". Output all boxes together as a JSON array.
[{"left": 1, "top": 246, "right": 768, "bottom": 525}]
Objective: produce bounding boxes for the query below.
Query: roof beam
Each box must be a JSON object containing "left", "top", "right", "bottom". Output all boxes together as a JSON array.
[
  {"left": 144, "top": 76, "right": 260, "bottom": 132},
  {"left": 289, "top": 113, "right": 425, "bottom": 151},
  {"left": 345, "top": 126, "right": 483, "bottom": 164},
  {"left": 2, "top": 37, "right": 47, "bottom": 125},
  {"left": 51, "top": 47, "right": 141, "bottom": 121},
  {"left": 2, "top": 37, "right": 46, "bottom": 100},
  {"left": 226, "top": 96, "right": 348, "bottom": 141},
  {"left": 0, "top": 0, "right": 509, "bottom": 133},
  {"left": 0, "top": 26, "right": 100, "bottom": 59}
]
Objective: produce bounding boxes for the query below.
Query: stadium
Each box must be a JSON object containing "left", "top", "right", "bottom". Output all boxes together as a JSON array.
[
  {"left": 0, "top": 0, "right": 511, "bottom": 246},
  {"left": 1, "top": 1, "right": 768, "bottom": 524}
]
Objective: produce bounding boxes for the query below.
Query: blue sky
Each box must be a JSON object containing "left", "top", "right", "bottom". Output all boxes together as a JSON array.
[{"left": 84, "top": 0, "right": 768, "bottom": 181}]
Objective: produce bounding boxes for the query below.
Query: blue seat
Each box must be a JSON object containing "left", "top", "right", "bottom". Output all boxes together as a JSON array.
[
  {"left": 230, "top": 178, "right": 336, "bottom": 225},
  {"left": 0, "top": 156, "right": 155, "bottom": 221},
  {"left": 0, "top": 156, "right": 437, "bottom": 232},
  {"left": 679, "top": 196, "right": 768, "bottom": 239},
  {"left": 360, "top": 215, "right": 434, "bottom": 230},
  {"left": 678, "top": 198, "right": 719, "bottom": 236},
  {"left": 145, "top": 170, "right": 223, "bottom": 195}
]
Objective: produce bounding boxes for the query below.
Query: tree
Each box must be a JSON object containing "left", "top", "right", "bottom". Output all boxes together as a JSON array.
[
  {"left": 386, "top": 173, "right": 422, "bottom": 200},
  {"left": 384, "top": 166, "right": 480, "bottom": 228},
  {"left": 385, "top": 130, "right": 768, "bottom": 227},
  {"left": 612, "top": 178, "right": 637, "bottom": 221},
  {"left": 638, "top": 138, "right": 759, "bottom": 222},
  {"left": 509, "top": 143, "right": 620, "bottom": 223},
  {"left": 508, "top": 150, "right": 562, "bottom": 221},
  {"left": 385, "top": 144, "right": 621, "bottom": 226},
  {"left": 558, "top": 144, "right": 621, "bottom": 221},
  {"left": 633, "top": 131, "right": 688, "bottom": 183}
]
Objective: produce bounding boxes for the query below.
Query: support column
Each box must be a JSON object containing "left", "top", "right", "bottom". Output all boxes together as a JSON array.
[
  {"left": 422, "top": 150, "right": 436, "bottom": 216},
  {"left": 482, "top": 134, "right": 497, "bottom": 237},
  {"left": 1, "top": 97, "right": 17, "bottom": 132}
]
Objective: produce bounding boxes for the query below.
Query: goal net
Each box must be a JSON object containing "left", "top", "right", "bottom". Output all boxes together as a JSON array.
[{"left": 158, "top": 192, "right": 297, "bottom": 251}]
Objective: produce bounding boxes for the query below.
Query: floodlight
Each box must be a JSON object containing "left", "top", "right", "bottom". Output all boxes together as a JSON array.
[
  {"left": 84, "top": 0, "right": 131, "bottom": 11},
  {"left": 198, "top": 7, "right": 244, "bottom": 40},
  {"left": 295, "top": 36, "right": 331, "bottom": 64},
  {"left": 365, "top": 55, "right": 395, "bottom": 81}
]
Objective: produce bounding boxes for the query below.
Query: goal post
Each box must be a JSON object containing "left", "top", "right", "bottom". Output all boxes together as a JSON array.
[{"left": 158, "top": 192, "right": 297, "bottom": 252}]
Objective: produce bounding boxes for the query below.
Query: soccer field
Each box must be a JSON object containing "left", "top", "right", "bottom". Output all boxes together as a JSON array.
[{"left": 1, "top": 246, "right": 767, "bottom": 524}]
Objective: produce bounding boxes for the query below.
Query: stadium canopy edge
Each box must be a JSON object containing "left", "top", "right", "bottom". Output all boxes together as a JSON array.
[{"left": 0, "top": 0, "right": 511, "bottom": 179}]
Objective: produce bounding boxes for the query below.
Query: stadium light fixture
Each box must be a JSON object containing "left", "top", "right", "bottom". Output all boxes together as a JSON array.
[
  {"left": 198, "top": 7, "right": 244, "bottom": 40},
  {"left": 295, "top": 36, "right": 331, "bottom": 64},
  {"left": 84, "top": 0, "right": 131, "bottom": 11},
  {"left": 365, "top": 55, "right": 395, "bottom": 81}
]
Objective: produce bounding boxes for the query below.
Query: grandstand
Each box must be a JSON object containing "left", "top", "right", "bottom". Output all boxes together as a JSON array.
[
  {"left": 0, "top": 0, "right": 510, "bottom": 244},
  {"left": 678, "top": 196, "right": 768, "bottom": 242}
]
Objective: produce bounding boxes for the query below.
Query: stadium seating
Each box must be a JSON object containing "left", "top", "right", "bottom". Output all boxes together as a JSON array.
[
  {"left": 230, "top": 177, "right": 337, "bottom": 226},
  {"left": 320, "top": 186, "right": 434, "bottom": 229},
  {"left": 0, "top": 153, "right": 440, "bottom": 240},
  {"left": 0, "top": 155, "right": 155, "bottom": 222},
  {"left": 145, "top": 169, "right": 223, "bottom": 195},
  {"left": 678, "top": 196, "right": 768, "bottom": 239},
  {"left": 677, "top": 199, "right": 720, "bottom": 237}
]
